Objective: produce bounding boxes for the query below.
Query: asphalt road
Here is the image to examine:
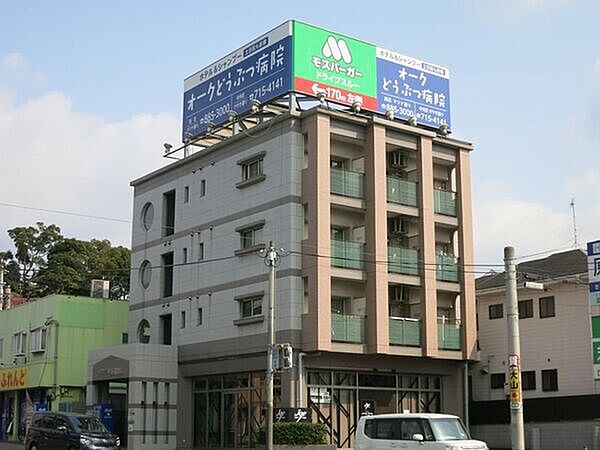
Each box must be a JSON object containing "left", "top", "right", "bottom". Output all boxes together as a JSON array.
[{"left": 0, "top": 442, "right": 22, "bottom": 450}]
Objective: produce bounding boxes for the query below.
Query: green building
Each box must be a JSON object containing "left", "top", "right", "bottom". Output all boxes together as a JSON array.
[{"left": 0, "top": 294, "right": 128, "bottom": 442}]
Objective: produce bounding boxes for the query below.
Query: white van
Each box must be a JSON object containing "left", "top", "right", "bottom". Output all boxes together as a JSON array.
[{"left": 355, "top": 413, "right": 488, "bottom": 450}]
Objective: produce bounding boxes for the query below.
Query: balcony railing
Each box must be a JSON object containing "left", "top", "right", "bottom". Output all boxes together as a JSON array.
[
  {"left": 388, "top": 246, "right": 419, "bottom": 276},
  {"left": 387, "top": 177, "right": 418, "bottom": 207},
  {"left": 434, "top": 189, "right": 457, "bottom": 216},
  {"left": 438, "top": 319, "right": 461, "bottom": 350},
  {"left": 389, "top": 317, "right": 421, "bottom": 347},
  {"left": 331, "top": 168, "right": 364, "bottom": 198},
  {"left": 331, "top": 240, "right": 365, "bottom": 270},
  {"left": 331, "top": 313, "right": 365, "bottom": 343},
  {"left": 436, "top": 254, "right": 459, "bottom": 282}
]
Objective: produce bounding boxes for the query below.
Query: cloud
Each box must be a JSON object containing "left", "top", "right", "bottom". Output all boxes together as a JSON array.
[
  {"left": 0, "top": 52, "right": 44, "bottom": 83},
  {"left": 0, "top": 87, "right": 180, "bottom": 251}
]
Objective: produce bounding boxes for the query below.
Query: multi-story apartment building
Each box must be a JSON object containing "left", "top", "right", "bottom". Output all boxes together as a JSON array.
[
  {"left": 471, "top": 249, "right": 600, "bottom": 449},
  {"left": 108, "top": 99, "right": 478, "bottom": 449},
  {"left": 0, "top": 294, "right": 128, "bottom": 442}
]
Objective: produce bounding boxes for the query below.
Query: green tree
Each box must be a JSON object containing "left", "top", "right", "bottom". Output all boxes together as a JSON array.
[
  {"left": 7, "top": 222, "right": 63, "bottom": 297},
  {"left": 36, "top": 238, "right": 130, "bottom": 299},
  {"left": 0, "top": 250, "right": 21, "bottom": 293}
]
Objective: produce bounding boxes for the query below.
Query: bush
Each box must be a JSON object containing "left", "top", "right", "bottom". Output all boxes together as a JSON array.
[{"left": 257, "top": 422, "right": 328, "bottom": 445}]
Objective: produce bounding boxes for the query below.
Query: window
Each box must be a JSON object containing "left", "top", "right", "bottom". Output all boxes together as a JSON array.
[
  {"left": 236, "top": 152, "right": 266, "bottom": 188},
  {"left": 139, "top": 260, "right": 152, "bottom": 289},
  {"left": 0, "top": 338, "right": 3, "bottom": 359},
  {"left": 12, "top": 332, "right": 27, "bottom": 355},
  {"left": 518, "top": 299, "right": 533, "bottom": 319},
  {"left": 522, "top": 371, "right": 536, "bottom": 390},
  {"left": 162, "top": 252, "right": 174, "bottom": 298},
  {"left": 183, "top": 247, "right": 188, "bottom": 264},
  {"left": 198, "top": 242, "right": 204, "bottom": 261},
  {"left": 141, "top": 202, "right": 154, "bottom": 231},
  {"left": 197, "top": 308, "right": 203, "bottom": 326},
  {"left": 241, "top": 297, "right": 262, "bottom": 318},
  {"left": 542, "top": 369, "right": 558, "bottom": 391},
  {"left": 184, "top": 186, "right": 189, "bottom": 203},
  {"left": 122, "top": 333, "right": 129, "bottom": 344},
  {"left": 490, "top": 373, "right": 505, "bottom": 389},
  {"left": 539, "top": 296, "right": 555, "bottom": 318},
  {"left": 489, "top": 303, "right": 503, "bottom": 320},
  {"left": 199, "top": 180, "right": 206, "bottom": 197},
  {"left": 162, "top": 190, "right": 175, "bottom": 237},
  {"left": 30, "top": 328, "right": 47, "bottom": 352},
  {"left": 181, "top": 311, "right": 186, "bottom": 329},
  {"left": 235, "top": 221, "right": 265, "bottom": 255}
]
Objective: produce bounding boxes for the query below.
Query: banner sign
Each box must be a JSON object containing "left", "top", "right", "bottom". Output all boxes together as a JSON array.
[
  {"left": 588, "top": 241, "right": 600, "bottom": 306},
  {"left": 0, "top": 367, "right": 28, "bottom": 391},
  {"left": 183, "top": 21, "right": 451, "bottom": 139},
  {"left": 508, "top": 354, "right": 522, "bottom": 410}
]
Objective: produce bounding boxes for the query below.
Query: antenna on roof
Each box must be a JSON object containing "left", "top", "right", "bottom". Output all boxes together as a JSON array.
[{"left": 570, "top": 198, "right": 578, "bottom": 248}]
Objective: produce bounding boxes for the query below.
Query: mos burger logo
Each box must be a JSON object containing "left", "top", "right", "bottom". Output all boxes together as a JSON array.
[{"left": 321, "top": 36, "right": 352, "bottom": 64}]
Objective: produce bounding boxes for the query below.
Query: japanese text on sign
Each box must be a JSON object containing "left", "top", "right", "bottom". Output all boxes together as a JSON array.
[{"left": 0, "top": 367, "right": 28, "bottom": 391}]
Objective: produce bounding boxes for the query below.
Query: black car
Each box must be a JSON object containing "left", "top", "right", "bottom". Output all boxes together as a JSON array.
[{"left": 25, "top": 411, "right": 120, "bottom": 450}]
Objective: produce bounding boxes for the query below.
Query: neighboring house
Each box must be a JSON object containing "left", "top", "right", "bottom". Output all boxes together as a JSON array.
[
  {"left": 471, "top": 249, "right": 599, "bottom": 449},
  {"left": 0, "top": 294, "right": 128, "bottom": 442}
]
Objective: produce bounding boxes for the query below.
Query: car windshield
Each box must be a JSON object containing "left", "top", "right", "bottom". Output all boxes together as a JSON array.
[
  {"left": 73, "top": 416, "right": 107, "bottom": 433},
  {"left": 429, "top": 418, "right": 471, "bottom": 441}
]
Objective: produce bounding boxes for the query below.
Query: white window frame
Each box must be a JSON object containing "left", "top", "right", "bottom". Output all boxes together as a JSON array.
[
  {"left": 30, "top": 328, "right": 47, "bottom": 353},
  {"left": 12, "top": 332, "right": 27, "bottom": 356},
  {"left": 240, "top": 297, "right": 263, "bottom": 319}
]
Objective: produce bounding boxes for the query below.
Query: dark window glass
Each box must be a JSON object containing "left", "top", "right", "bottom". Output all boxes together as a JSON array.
[
  {"left": 539, "top": 296, "right": 555, "bottom": 318},
  {"left": 358, "top": 373, "right": 396, "bottom": 388},
  {"left": 122, "top": 333, "right": 128, "bottom": 344},
  {"left": 490, "top": 373, "right": 505, "bottom": 389},
  {"left": 200, "top": 180, "right": 206, "bottom": 197},
  {"left": 489, "top": 304, "right": 503, "bottom": 319},
  {"left": 184, "top": 186, "right": 189, "bottom": 203},
  {"left": 518, "top": 299, "right": 533, "bottom": 319},
  {"left": 542, "top": 369, "right": 558, "bottom": 391},
  {"left": 162, "top": 190, "right": 175, "bottom": 237},
  {"left": 162, "top": 252, "right": 174, "bottom": 298},
  {"left": 522, "top": 371, "right": 536, "bottom": 390}
]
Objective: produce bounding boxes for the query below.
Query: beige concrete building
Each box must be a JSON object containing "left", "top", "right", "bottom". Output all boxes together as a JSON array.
[
  {"left": 471, "top": 249, "right": 600, "bottom": 449},
  {"left": 111, "top": 103, "right": 477, "bottom": 449}
]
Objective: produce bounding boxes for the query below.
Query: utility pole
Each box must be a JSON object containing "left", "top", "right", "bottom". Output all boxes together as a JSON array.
[
  {"left": 262, "top": 242, "right": 287, "bottom": 450},
  {"left": 504, "top": 246, "right": 525, "bottom": 450}
]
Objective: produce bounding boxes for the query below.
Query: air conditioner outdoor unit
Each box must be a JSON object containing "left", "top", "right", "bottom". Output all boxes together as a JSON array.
[
  {"left": 14, "top": 355, "right": 27, "bottom": 365},
  {"left": 90, "top": 279, "right": 110, "bottom": 299},
  {"left": 391, "top": 286, "right": 409, "bottom": 303},
  {"left": 389, "top": 151, "right": 407, "bottom": 168},
  {"left": 389, "top": 217, "right": 408, "bottom": 234}
]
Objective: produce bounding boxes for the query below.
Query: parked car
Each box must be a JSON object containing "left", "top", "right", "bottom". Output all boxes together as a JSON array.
[
  {"left": 25, "top": 411, "right": 120, "bottom": 450},
  {"left": 355, "top": 413, "right": 488, "bottom": 450}
]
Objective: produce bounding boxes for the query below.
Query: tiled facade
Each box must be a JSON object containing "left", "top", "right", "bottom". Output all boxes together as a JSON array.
[{"left": 123, "top": 107, "right": 477, "bottom": 448}]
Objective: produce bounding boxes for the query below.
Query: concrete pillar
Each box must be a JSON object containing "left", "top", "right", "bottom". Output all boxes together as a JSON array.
[
  {"left": 456, "top": 148, "right": 477, "bottom": 359},
  {"left": 417, "top": 136, "right": 438, "bottom": 357},
  {"left": 302, "top": 113, "right": 332, "bottom": 352},
  {"left": 364, "top": 123, "right": 389, "bottom": 353}
]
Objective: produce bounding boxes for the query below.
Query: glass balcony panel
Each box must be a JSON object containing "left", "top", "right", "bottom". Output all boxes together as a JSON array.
[
  {"left": 330, "top": 168, "right": 364, "bottom": 198},
  {"left": 331, "top": 313, "right": 365, "bottom": 343},
  {"left": 331, "top": 240, "right": 365, "bottom": 270},
  {"left": 389, "top": 317, "right": 421, "bottom": 347},
  {"left": 387, "top": 177, "right": 418, "bottom": 207},
  {"left": 438, "top": 320, "right": 462, "bottom": 350},
  {"left": 436, "top": 254, "right": 459, "bottom": 282},
  {"left": 434, "top": 189, "right": 457, "bottom": 216},
  {"left": 388, "top": 246, "right": 419, "bottom": 276}
]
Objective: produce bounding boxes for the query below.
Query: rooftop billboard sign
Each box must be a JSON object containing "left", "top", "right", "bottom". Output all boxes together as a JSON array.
[{"left": 183, "top": 21, "right": 451, "bottom": 139}]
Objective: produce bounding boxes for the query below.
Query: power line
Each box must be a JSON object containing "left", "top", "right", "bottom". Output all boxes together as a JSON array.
[{"left": 0, "top": 202, "right": 132, "bottom": 224}]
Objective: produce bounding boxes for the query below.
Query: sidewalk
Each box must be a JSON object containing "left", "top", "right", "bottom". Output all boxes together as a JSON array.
[{"left": 0, "top": 442, "right": 22, "bottom": 450}]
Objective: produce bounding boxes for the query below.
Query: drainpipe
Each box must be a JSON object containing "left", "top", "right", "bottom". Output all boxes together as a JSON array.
[
  {"left": 463, "top": 360, "right": 470, "bottom": 431},
  {"left": 296, "top": 353, "right": 306, "bottom": 407},
  {"left": 45, "top": 318, "right": 59, "bottom": 410}
]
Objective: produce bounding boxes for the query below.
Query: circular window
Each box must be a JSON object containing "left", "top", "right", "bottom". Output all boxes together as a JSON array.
[
  {"left": 139, "top": 260, "right": 152, "bottom": 288},
  {"left": 137, "top": 319, "right": 151, "bottom": 344},
  {"left": 141, "top": 202, "right": 154, "bottom": 231}
]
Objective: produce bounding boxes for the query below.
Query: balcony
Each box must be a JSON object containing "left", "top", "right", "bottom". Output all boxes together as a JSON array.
[
  {"left": 436, "top": 254, "right": 458, "bottom": 282},
  {"left": 438, "top": 319, "right": 461, "bottom": 350},
  {"left": 388, "top": 246, "right": 419, "bottom": 276},
  {"left": 331, "top": 240, "right": 365, "bottom": 270},
  {"left": 331, "top": 168, "right": 364, "bottom": 198},
  {"left": 434, "top": 189, "right": 457, "bottom": 216},
  {"left": 331, "top": 314, "right": 365, "bottom": 343},
  {"left": 389, "top": 317, "right": 421, "bottom": 347},
  {"left": 387, "top": 177, "right": 418, "bottom": 207}
]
